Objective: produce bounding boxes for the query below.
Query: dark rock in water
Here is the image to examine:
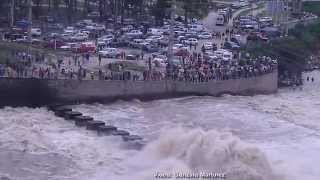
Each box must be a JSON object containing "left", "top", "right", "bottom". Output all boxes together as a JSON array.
[
  {"left": 63, "top": 111, "right": 82, "bottom": 120},
  {"left": 48, "top": 103, "right": 63, "bottom": 111},
  {"left": 74, "top": 116, "right": 94, "bottom": 126},
  {"left": 97, "top": 125, "right": 117, "bottom": 135},
  {"left": 122, "top": 135, "right": 143, "bottom": 141},
  {"left": 86, "top": 121, "right": 105, "bottom": 130},
  {"left": 53, "top": 106, "right": 72, "bottom": 112},
  {"left": 112, "top": 130, "right": 130, "bottom": 136},
  {"left": 53, "top": 106, "right": 72, "bottom": 117}
]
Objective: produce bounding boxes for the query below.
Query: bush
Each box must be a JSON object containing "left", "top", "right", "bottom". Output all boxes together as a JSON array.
[{"left": 244, "top": 21, "right": 320, "bottom": 76}]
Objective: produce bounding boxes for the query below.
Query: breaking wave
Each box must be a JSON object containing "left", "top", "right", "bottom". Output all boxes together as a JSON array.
[{"left": 105, "top": 127, "right": 277, "bottom": 180}]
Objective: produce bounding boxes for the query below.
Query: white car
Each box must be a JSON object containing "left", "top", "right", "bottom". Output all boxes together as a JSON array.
[
  {"left": 203, "top": 42, "right": 214, "bottom": 50},
  {"left": 85, "top": 25, "right": 95, "bottom": 31},
  {"left": 121, "top": 25, "right": 134, "bottom": 32},
  {"left": 214, "top": 49, "right": 233, "bottom": 61},
  {"left": 31, "top": 28, "right": 42, "bottom": 36},
  {"left": 60, "top": 43, "right": 78, "bottom": 51},
  {"left": 98, "top": 34, "right": 114, "bottom": 44},
  {"left": 125, "top": 30, "right": 143, "bottom": 37},
  {"left": 198, "top": 32, "right": 212, "bottom": 39},
  {"left": 189, "top": 24, "right": 204, "bottom": 32},
  {"left": 88, "top": 11, "right": 100, "bottom": 18},
  {"left": 147, "top": 28, "right": 163, "bottom": 36},
  {"left": 99, "top": 48, "right": 121, "bottom": 58},
  {"left": 149, "top": 35, "right": 163, "bottom": 41},
  {"left": 71, "top": 33, "right": 88, "bottom": 41},
  {"left": 95, "top": 24, "right": 106, "bottom": 31},
  {"left": 185, "top": 38, "right": 198, "bottom": 45},
  {"left": 172, "top": 44, "right": 188, "bottom": 51},
  {"left": 14, "top": 36, "right": 28, "bottom": 43},
  {"left": 64, "top": 26, "right": 76, "bottom": 34}
]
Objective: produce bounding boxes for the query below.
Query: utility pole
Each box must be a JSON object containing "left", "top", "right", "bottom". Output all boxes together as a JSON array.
[
  {"left": 285, "top": 0, "right": 289, "bottom": 36},
  {"left": 10, "top": 0, "right": 15, "bottom": 28},
  {"left": 114, "top": 0, "right": 118, "bottom": 29},
  {"left": 168, "top": 0, "right": 176, "bottom": 77},
  {"left": 28, "top": 0, "right": 33, "bottom": 43}
]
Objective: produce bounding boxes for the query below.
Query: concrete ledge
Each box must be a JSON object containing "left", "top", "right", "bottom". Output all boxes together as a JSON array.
[
  {"left": 86, "top": 121, "right": 105, "bottom": 130},
  {"left": 74, "top": 116, "right": 94, "bottom": 126},
  {"left": 0, "top": 71, "right": 278, "bottom": 107},
  {"left": 63, "top": 111, "right": 82, "bottom": 120}
]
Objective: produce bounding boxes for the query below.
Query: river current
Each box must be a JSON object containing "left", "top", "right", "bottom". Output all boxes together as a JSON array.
[{"left": 0, "top": 71, "right": 320, "bottom": 180}]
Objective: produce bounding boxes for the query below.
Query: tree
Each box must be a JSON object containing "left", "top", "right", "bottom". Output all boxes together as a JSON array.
[
  {"left": 33, "top": 0, "right": 43, "bottom": 19},
  {"left": 152, "top": 0, "right": 171, "bottom": 26},
  {"left": 179, "top": 0, "right": 209, "bottom": 24},
  {"left": 64, "top": 0, "right": 76, "bottom": 23}
]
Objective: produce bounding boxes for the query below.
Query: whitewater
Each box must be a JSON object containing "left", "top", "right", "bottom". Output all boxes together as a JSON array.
[{"left": 0, "top": 71, "right": 320, "bottom": 180}]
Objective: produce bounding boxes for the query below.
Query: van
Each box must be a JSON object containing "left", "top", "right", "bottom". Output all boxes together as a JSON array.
[{"left": 216, "top": 15, "right": 225, "bottom": 26}]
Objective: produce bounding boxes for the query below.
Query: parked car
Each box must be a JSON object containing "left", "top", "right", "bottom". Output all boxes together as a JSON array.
[
  {"left": 125, "top": 30, "right": 143, "bottom": 37},
  {"left": 99, "top": 48, "right": 121, "bottom": 58},
  {"left": 44, "top": 39, "right": 65, "bottom": 49},
  {"left": 203, "top": 42, "right": 217, "bottom": 51},
  {"left": 223, "top": 41, "right": 240, "bottom": 50},
  {"left": 60, "top": 42, "right": 79, "bottom": 51},
  {"left": 142, "top": 44, "right": 159, "bottom": 53},
  {"left": 129, "top": 39, "right": 144, "bottom": 49},
  {"left": 70, "top": 33, "right": 89, "bottom": 41},
  {"left": 247, "top": 32, "right": 259, "bottom": 41},
  {"left": 174, "top": 49, "right": 189, "bottom": 57},
  {"left": 98, "top": 34, "right": 114, "bottom": 44},
  {"left": 47, "top": 23, "right": 63, "bottom": 30},
  {"left": 230, "top": 37, "right": 241, "bottom": 45},
  {"left": 73, "top": 42, "right": 96, "bottom": 53},
  {"left": 13, "top": 35, "right": 28, "bottom": 43},
  {"left": 147, "top": 28, "right": 163, "bottom": 36},
  {"left": 126, "top": 51, "right": 140, "bottom": 60},
  {"left": 198, "top": 32, "right": 212, "bottom": 39},
  {"left": 185, "top": 38, "right": 198, "bottom": 46},
  {"left": 88, "top": 11, "right": 100, "bottom": 18},
  {"left": 31, "top": 28, "right": 42, "bottom": 36},
  {"left": 94, "top": 24, "right": 106, "bottom": 31},
  {"left": 203, "top": 51, "right": 218, "bottom": 61},
  {"left": 64, "top": 26, "right": 76, "bottom": 34},
  {"left": 173, "top": 44, "right": 188, "bottom": 52}
]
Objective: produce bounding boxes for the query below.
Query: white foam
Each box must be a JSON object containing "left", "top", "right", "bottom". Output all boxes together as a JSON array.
[{"left": 94, "top": 127, "right": 276, "bottom": 180}]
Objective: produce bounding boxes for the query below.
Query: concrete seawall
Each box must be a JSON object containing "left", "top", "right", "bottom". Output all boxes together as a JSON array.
[{"left": 0, "top": 70, "right": 278, "bottom": 107}]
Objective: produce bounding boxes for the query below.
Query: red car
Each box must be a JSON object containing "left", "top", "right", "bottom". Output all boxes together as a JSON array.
[
  {"left": 174, "top": 49, "right": 189, "bottom": 57},
  {"left": 73, "top": 42, "right": 96, "bottom": 53},
  {"left": 44, "top": 40, "right": 65, "bottom": 49}
]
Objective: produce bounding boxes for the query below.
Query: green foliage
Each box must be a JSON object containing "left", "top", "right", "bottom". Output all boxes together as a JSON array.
[
  {"left": 245, "top": 21, "right": 320, "bottom": 74},
  {"left": 178, "top": 0, "right": 210, "bottom": 21},
  {"left": 303, "top": 1, "right": 320, "bottom": 16},
  {"left": 152, "top": 0, "right": 172, "bottom": 26}
]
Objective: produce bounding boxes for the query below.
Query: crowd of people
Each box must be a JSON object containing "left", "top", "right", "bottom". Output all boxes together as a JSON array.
[
  {"left": 86, "top": 54, "right": 277, "bottom": 82},
  {"left": 139, "top": 54, "right": 277, "bottom": 82},
  {"left": 0, "top": 48, "right": 277, "bottom": 82}
]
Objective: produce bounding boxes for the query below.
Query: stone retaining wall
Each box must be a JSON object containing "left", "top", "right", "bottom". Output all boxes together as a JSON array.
[{"left": 0, "top": 70, "right": 278, "bottom": 107}]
